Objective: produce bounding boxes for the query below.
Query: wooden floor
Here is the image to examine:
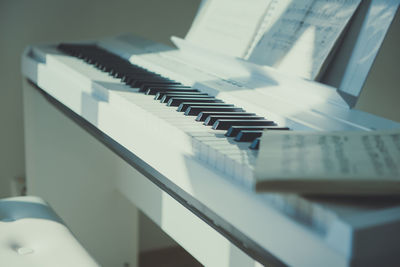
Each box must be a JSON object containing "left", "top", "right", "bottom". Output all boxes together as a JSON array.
[{"left": 139, "top": 246, "right": 203, "bottom": 267}]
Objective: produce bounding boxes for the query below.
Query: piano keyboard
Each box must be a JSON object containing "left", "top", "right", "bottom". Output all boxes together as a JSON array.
[{"left": 57, "top": 43, "right": 290, "bottom": 186}]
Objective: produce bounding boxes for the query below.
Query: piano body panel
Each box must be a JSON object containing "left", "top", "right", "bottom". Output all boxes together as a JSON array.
[
  {"left": 22, "top": 38, "right": 400, "bottom": 266},
  {"left": 22, "top": 79, "right": 140, "bottom": 267}
]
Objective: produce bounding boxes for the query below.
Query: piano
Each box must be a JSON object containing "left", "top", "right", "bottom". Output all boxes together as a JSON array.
[{"left": 21, "top": 1, "right": 400, "bottom": 266}]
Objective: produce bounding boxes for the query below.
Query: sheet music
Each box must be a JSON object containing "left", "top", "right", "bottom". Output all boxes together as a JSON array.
[
  {"left": 185, "top": 0, "right": 272, "bottom": 57},
  {"left": 243, "top": 0, "right": 291, "bottom": 59},
  {"left": 247, "top": 0, "right": 361, "bottom": 80},
  {"left": 255, "top": 130, "right": 400, "bottom": 182}
]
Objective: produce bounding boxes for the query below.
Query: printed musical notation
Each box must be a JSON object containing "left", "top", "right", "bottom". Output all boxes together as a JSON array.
[
  {"left": 186, "top": 0, "right": 361, "bottom": 80},
  {"left": 248, "top": 0, "right": 361, "bottom": 80},
  {"left": 255, "top": 129, "right": 400, "bottom": 195},
  {"left": 185, "top": 0, "right": 273, "bottom": 57}
]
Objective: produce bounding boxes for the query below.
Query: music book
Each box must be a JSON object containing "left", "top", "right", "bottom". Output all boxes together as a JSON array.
[
  {"left": 254, "top": 130, "right": 400, "bottom": 195},
  {"left": 186, "top": 0, "right": 361, "bottom": 80}
]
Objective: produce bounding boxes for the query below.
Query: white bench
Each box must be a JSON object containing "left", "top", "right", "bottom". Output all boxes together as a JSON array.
[{"left": 0, "top": 196, "right": 98, "bottom": 267}]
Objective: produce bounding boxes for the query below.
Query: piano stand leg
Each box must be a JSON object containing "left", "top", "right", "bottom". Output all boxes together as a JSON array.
[{"left": 23, "top": 80, "right": 140, "bottom": 267}]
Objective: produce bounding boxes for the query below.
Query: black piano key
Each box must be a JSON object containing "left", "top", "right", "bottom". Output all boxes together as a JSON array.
[
  {"left": 184, "top": 106, "right": 244, "bottom": 116},
  {"left": 108, "top": 66, "right": 133, "bottom": 74},
  {"left": 196, "top": 112, "right": 256, "bottom": 122},
  {"left": 108, "top": 65, "right": 131, "bottom": 71},
  {"left": 167, "top": 98, "right": 221, "bottom": 107},
  {"left": 108, "top": 64, "right": 141, "bottom": 72},
  {"left": 178, "top": 103, "right": 234, "bottom": 113},
  {"left": 138, "top": 81, "right": 181, "bottom": 91},
  {"left": 225, "top": 126, "right": 290, "bottom": 137},
  {"left": 126, "top": 77, "right": 163, "bottom": 86},
  {"left": 112, "top": 64, "right": 147, "bottom": 71},
  {"left": 95, "top": 57, "right": 121, "bottom": 62},
  {"left": 123, "top": 72, "right": 160, "bottom": 78},
  {"left": 147, "top": 88, "right": 199, "bottom": 95},
  {"left": 144, "top": 86, "right": 193, "bottom": 95},
  {"left": 212, "top": 120, "right": 276, "bottom": 130},
  {"left": 102, "top": 62, "right": 128, "bottom": 71},
  {"left": 94, "top": 61, "right": 103, "bottom": 68},
  {"left": 155, "top": 92, "right": 208, "bottom": 101},
  {"left": 122, "top": 73, "right": 160, "bottom": 82},
  {"left": 131, "top": 80, "right": 179, "bottom": 88},
  {"left": 264, "top": 126, "right": 290, "bottom": 131},
  {"left": 234, "top": 130, "right": 264, "bottom": 142},
  {"left": 204, "top": 115, "right": 264, "bottom": 126},
  {"left": 76, "top": 53, "right": 85, "bottom": 59},
  {"left": 249, "top": 138, "right": 260, "bottom": 150},
  {"left": 119, "top": 70, "right": 153, "bottom": 79},
  {"left": 101, "top": 65, "right": 112, "bottom": 72},
  {"left": 97, "top": 61, "right": 132, "bottom": 71},
  {"left": 161, "top": 95, "right": 213, "bottom": 103},
  {"left": 133, "top": 77, "right": 174, "bottom": 85},
  {"left": 84, "top": 57, "right": 95, "bottom": 64}
]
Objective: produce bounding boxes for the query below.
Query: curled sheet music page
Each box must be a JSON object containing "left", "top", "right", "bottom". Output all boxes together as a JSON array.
[
  {"left": 185, "top": 0, "right": 273, "bottom": 58},
  {"left": 254, "top": 130, "right": 400, "bottom": 195},
  {"left": 248, "top": 0, "right": 361, "bottom": 80}
]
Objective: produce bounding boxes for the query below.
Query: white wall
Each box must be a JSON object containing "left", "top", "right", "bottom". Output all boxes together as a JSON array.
[{"left": 0, "top": 0, "right": 199, "bottom": 196}]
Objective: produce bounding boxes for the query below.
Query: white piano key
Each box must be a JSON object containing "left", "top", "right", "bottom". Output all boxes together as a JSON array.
[{"left": 224, "top": 154, "right": 235, "bottom": 178}]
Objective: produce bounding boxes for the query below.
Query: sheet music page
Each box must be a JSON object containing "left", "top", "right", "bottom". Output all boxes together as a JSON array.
[
  {"left": 248, "top": 0, "right": 361, "bottom": 80},
  {"left": 255, "top": 130, "right": 400, "bottom": 186},
  {"left": 185, "top": 0, "right": 273, "bottom": 58}
]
